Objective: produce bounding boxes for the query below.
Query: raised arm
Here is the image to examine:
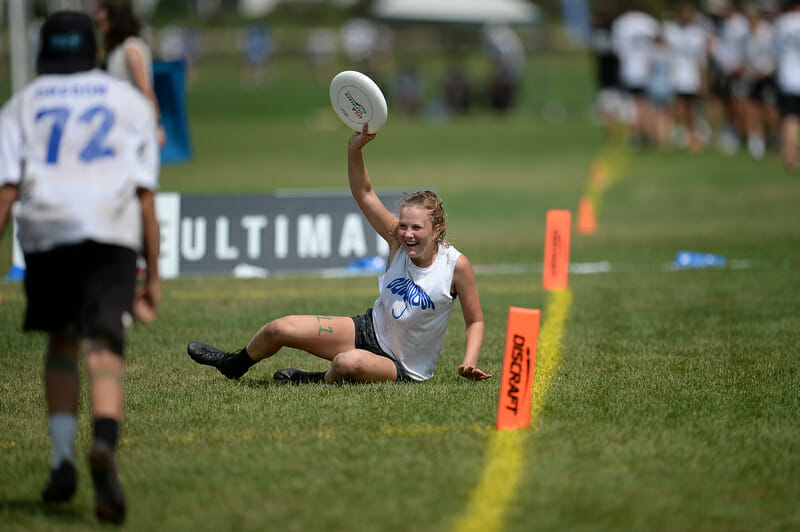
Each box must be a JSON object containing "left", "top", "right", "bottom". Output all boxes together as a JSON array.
[
  {"left": 347, "top": 124, "right": 398, "bottom": 246},
  {"left": 452, "top": 254, "right": 491, "bottom": 380}
]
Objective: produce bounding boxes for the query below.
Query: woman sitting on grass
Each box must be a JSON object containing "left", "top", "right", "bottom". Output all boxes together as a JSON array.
[{"left": 187, "top": 124, "right": 491, "bottom": 383}]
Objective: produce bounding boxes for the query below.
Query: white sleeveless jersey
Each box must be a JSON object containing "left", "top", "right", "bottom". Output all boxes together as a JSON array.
[
  {"left": 664, "top": 20, "right": 708, "bottom": 94},
  {"left": 0, "top": 69, "right": 159, "bottom": 253},
  {"left": 775, "top": 12, "right": 800, "bottom": 95},
  {"left": 611, "top": 11, "right": 659, "bottom": 88},
  {"left": 107, "top": 37, "right": 153, "bottom": 87},
  {"left": 373, "top": 243, "right": 461, "bottom": 381}
]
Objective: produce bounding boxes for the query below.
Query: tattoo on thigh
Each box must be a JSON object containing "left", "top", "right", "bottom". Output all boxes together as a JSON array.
[
  {"left": 316, "top": 316, "right": 333, "bottom": 336},
  {"left": 45, "top": 355, "right": 78, "bottom": 374}
]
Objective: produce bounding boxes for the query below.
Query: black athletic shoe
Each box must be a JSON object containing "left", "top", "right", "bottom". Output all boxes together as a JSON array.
[
  {"left": 273, "top": 368, "right": 327, "bottom": 383},
  {"left": 42, "top": 460, "right": 77, "bottom": 503},
  {"left": 187, "top": 341, "right": 246, "bottom": 380},
  {"left": 88, "top": 441, "right": 125, "bottom": 525}
]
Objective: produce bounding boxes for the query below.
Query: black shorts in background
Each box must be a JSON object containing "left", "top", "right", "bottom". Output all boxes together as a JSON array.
[
  {"left": 24, "top": 241, "right": 138, "bottom": 355},
  {"left": 779, "top": 91, "right": 800, "bottom": 118}
]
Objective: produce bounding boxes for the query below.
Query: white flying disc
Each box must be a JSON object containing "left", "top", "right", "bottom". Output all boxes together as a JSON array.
[{"left": 330, "top": 70, "right": 388, "bottom": 134}]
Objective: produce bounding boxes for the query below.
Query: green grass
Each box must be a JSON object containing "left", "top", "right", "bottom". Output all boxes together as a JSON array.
[{"left": 1, "top": 49, "right": 800, "bottom": 530}]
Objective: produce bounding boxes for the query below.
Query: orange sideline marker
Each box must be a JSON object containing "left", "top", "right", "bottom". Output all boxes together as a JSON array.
[
  {"left": 542, "top": 209, "right": 572, "bottom": 290},
  {"left": 496, "top": 307, "right": 541, "bottom": 430},
  {"left": 577, "top": 196, "right": 598, "bottom": 235}
]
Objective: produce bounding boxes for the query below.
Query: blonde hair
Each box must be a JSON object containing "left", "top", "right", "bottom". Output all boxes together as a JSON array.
[{"left": 399, "top": 190, "right": 448, "bottom": 246}]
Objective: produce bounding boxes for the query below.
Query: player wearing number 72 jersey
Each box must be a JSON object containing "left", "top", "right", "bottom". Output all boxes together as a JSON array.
[{"left": 0, "top": 10, "right": 159, "bottom": 524}]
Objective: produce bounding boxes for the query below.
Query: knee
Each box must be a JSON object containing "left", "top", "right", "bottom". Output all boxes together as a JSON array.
[
  {"left": 262, "top": 316, "right": 295, "bottom": 340},
  {"left": 330, "top": 351, "right": 363, "bottom": 379}
]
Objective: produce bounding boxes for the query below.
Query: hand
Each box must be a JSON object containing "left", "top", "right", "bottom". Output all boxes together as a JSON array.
[
  {"left": 133, "top": 279, "right": 160, "bottom": 324},
  {"left": 156, "top": 124, "right": 167, "bottom": 149},
  {"left": 458, "top": 364, "right": 493, "bottom": 381},
  {"left": 348, "top": 123, "right": 376, "bottom": 151}
]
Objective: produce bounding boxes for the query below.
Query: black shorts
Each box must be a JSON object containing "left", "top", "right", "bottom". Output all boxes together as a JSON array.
[
  {"left": 675, "top": 92, "right": 698, "bottom": 105},
  {"left": 24, "top": 241, "right": 138, "bottom": 355},
  {"left": 749, "top": 77, "right": 777, "bottom": 106},
  {"left": 351, "top": 309, "right": 413, "bottom": 382},
  {"left": 778, "top": 91, "right": 800, "bottom": 118}
]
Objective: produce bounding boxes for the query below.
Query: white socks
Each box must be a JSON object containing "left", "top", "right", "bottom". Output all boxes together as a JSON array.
[{"left": 49, "top": 413, "right": 77, "bottom": 469}]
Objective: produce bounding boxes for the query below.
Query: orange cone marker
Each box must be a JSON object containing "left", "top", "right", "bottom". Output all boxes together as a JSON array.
[
  {"left": 577, "top": 196, "right": 598, "bottom": 235},
  {"left": 496, "top": 307, "right": 541, "bottom": 430},
  {"left": 542, "top": 209, "right": 571, "bottom": 290}
]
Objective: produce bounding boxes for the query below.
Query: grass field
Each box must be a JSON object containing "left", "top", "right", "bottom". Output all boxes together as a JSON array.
[{"left": 1, "top": 49, "right": 800, "bottom": 531}]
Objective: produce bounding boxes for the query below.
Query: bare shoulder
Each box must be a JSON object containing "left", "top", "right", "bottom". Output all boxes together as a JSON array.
[{"left": 452, "top": 252, "right": 477, "bottom": 295}]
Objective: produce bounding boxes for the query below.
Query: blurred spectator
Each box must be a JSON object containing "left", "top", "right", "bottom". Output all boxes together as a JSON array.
[
  {"left": 590, "top": 7, "right": 625, "bottom": 136},
  {"left": 664, "top": 2, "right": 709, "bottom": 151},
  {"left": 482, "top": 24, "right": 525, "bottom": 113},
  {"left": 96, "top": 0, "right": 165, "bottom": 147},
  {"left": 774, "top": 0, "right": 800, "bottom": 170},
  {"left": 158, "top": 25, "right": 200, "bottom": 83},
  {"left": 709, "top": 1, "right": 749, "bottom": 153},
  {"left": 443, "top": 65, "right": 473, "bottom": 115},
  {"left": 742, "top": 4, "right": 779, "bottom": 159},
  {"left": 395, "top": 65, "right": 426, "bottom": 116},
  {"left": 647, "top": 31, "right": 673, "bottom": 148},
  {"left": 306, "top": 26, "right": 337, "bottom": 81},
  {"left": 158, "top": 25, "right": 185, "bottom": 61},
  {"left": 612, "top": 3, "right": 660, "bottom": 147},
  {"left": 238, "top": 22, "right": 272, "bottom": 86},
  {"left": 341, "top": 18, "right": 378, "bottom": 65}
]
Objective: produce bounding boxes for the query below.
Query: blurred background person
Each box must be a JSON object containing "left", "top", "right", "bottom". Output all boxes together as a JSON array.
[
  {"left": 773, "top": 0, "right": 800, "bottom": 170},
  {"left": 708, "top": 0, "right": 749, "bottom": 153},
  {"left": 664, "top": 2, "right": 710, "bottom": 151},
  {"left": 612, "top": 2, "right": 660, "bottom": 147},
  {"left": 442, "top": 65, "right": 473, "bottom": 115},
  {"left": 646, "top": 30, "right": 674, "bottom": 149},
  {"left": 482, "top": 24, "right": 526, "bottom": 114},
  {"left": 395, "top": 65, "right": 426, "bottom": 116},
  {"left": 306, "top": 25, "right": 338, "bottom": 81},
  {"left": 589, "top": 6, "right": 625, "bottom": 138},
  {"left": 96, "top": 0, "right": 165, "bottom": 147},
  {"left": 238, "top": 22, "right": 272, "bottom": 87},
  {"left": 742, "top": 3, "right": 779, "bottom": 160}
]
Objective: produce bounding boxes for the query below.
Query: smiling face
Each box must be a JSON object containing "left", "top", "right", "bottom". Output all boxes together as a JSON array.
[{"left": 397, "top": 206, "right": 441, "bottom": 267}]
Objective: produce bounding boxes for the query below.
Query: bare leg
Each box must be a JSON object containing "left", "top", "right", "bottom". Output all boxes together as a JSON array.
[
  {"left": 45, "top": 331, "right": 81, "bottom": 415},
  {"left": 43, "top": 331, "right": 80, "bottom": 501},
  {"left": 783, "top": 115, "right": 799, "bottom": 170},
  {"left": 326, "top": 350, "right": 398, "bottom": 383},
  {"left": 246, "top": 315, "right": 357, "bottom": 362},
  {"left": 85, "top": 340, "right": 124, "bottom": 421}
]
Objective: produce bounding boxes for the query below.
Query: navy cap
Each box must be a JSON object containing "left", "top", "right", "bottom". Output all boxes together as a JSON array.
[{"left": 36, "top": 11, "right": 97, "bottom": 75}]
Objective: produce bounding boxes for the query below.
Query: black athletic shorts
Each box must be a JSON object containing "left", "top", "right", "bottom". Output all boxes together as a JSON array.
[
  {"left": 351, "top": 309, "right": 413, "bottom": 382},
  {"left": 24, "top": 241, "right": 138, "bottom": 355},
  {"left": 778, "top": 91, "right": 800, "bottom": 118}
]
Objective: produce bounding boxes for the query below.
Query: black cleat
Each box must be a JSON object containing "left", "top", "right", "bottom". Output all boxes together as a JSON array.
[
  {"left": 42, "top": 460, "right": 77, "bottom": 503},
  {"left": 273, "top": 368, "right": 327, "bottom": 384},
  {"left": 88, "top": 441, "right": 125, "bottom": 525},
  {"left": 187, "top": 341, "right": 246, "bottom": 380}
]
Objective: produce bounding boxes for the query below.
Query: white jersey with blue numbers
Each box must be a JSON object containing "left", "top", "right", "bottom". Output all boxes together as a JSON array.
[
  {"left": 373, "top": 243, "right": 461, "bottom": 381},
  {"left": 0, "top": 69, "right": 159, "bottom": 254}
]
